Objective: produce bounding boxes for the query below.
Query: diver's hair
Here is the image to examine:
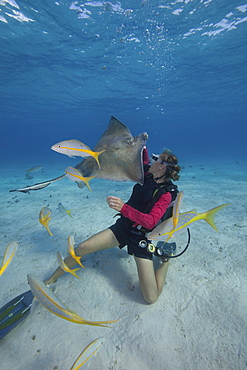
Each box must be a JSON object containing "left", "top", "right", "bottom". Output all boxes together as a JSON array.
[{"left": 160, "top": 149, "right": 181, "bottom": 181}]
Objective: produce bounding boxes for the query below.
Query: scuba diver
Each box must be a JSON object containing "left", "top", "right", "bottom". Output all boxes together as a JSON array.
[{"left": 44, "top": 148, "right": 181, "bottom": 304}]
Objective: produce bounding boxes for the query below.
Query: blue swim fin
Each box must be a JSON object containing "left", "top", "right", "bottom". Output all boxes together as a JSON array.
[{"left": 0, "top": 290, "right": 34, "bottom": 340}]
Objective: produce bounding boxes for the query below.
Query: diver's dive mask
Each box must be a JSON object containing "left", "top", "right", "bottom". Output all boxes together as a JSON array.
[
  {"left": 150, "top": 153, "right": 160, "bottom": 164},
  {"left": 150, "top": 153, "right": 175, "bottom": 167}
]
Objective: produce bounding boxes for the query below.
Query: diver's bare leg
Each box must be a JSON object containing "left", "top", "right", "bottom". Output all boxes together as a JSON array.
[
  {"left": 44, "top": 228, "right": 119, "bottom": 284},
  {"left": 134, "top": 257, "right": 170, "bottom": 304}
]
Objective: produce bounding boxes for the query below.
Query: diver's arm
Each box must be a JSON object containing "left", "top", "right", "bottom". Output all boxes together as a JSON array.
[{"left": 119, "top": 192, "right": 172, "bottom": 230}]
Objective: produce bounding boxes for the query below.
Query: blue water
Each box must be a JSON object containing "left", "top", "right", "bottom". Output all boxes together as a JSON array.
[
  {"left": 0, "top": 0, "right": 247, "bottom": 164},
  {"left": 1, "top": 3, "right": 247, "bottom": 368}
]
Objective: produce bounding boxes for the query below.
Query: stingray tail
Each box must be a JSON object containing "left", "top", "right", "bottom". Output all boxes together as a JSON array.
[
  {"left": 94, "top": 150, "right": 105, "bottom": 168},
  {"left": 203, "top": 203, "right": 231, "bottom": 232}
]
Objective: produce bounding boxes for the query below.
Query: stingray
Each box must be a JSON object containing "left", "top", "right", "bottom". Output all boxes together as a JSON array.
[{"left": 10, "top": 117, "right": 147, "bottom": 193}]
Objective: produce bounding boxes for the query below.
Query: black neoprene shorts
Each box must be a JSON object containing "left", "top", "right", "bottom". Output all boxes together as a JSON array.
[{"left": 109, "top": 218, "right": 153, "bottom": 260}]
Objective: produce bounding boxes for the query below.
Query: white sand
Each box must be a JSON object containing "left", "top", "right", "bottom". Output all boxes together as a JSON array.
[{"left": 0, "top": 160, "right": 246, "bottom": 370}]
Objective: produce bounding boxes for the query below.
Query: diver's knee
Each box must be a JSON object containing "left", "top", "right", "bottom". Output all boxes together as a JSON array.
[{"left": 143, "top": 292, "right": 158, "bottom": 304}]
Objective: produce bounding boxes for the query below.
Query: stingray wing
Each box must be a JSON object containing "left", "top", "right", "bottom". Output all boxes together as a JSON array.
[
  {"left": 76, "top": 116, "right": 147, "bottom": 184},
  {"left": 94, "top": 116, "right": 133, "bottom": 149}
]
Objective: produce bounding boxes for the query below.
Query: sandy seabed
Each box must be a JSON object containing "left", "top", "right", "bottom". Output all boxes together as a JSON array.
[{"left": 0, "top": 160, "right": 246, "bottom": 370}]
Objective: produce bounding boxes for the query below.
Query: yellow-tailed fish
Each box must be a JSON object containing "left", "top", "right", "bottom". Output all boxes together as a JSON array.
[
  {"left": 68, "top": 235, "right": 85, "bottom": 268},
  {"left": 0, "top": 241, "right": 18, "bottom": 276},
  {"left": 51, "top": 139, "right": 105, "bottom": 168},
  {"left": 172, "top": 191, "right": 184, "bottom": 229},
  {"left": 58, "top": 202, "right": 73, "bottom": 218},
  {"left": 27, "top": 274, "right": 118, "bottom": 327},
  {"left": 149, "top": 203, "right": 231, "bottom": 242},
  {"left": 57, "top": 251, "right": 81, "bottom": 279},
  {"left": 39, "top": 207, "right": 53, "bottom": 236},
  {"left": 70, "top": 338, "right": 105, "bottom": 370},
  {"left": 65, "top": 166, "right": 95, "bottom": 191}
]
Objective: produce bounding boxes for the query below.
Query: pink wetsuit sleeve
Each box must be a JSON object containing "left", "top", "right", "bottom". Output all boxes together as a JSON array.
[{"left": 120, "top": 192, "right": 172, "bottom": 230}]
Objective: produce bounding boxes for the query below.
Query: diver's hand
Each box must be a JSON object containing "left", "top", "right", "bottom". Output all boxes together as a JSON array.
[{"left": 107, "top": 196, "right": 124, "bottom": 212}]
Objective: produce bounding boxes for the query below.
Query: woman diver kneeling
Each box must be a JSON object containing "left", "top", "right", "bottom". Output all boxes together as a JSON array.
[{"left": 44, "top": 148, "right": 181, "bottom": 304}]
